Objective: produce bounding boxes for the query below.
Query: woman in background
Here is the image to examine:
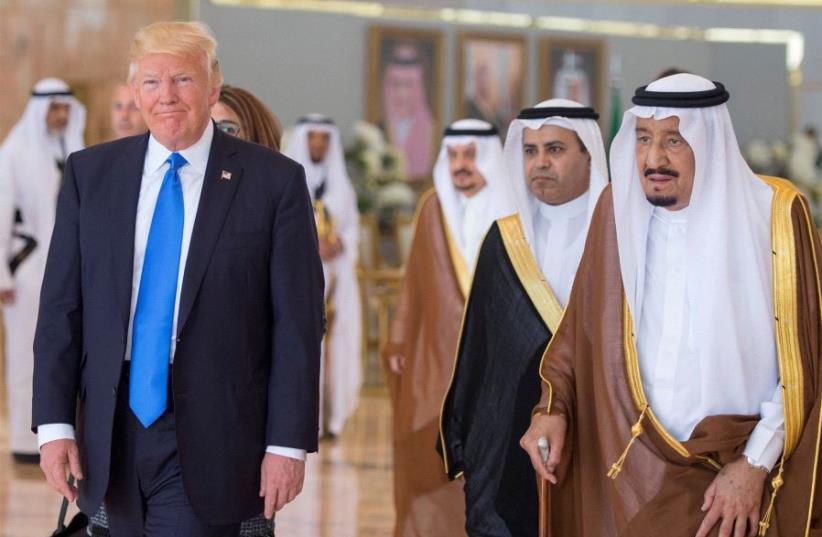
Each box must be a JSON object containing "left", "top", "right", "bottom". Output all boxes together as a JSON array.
[{"left": 212, "top": 84, "right": 283, "bottom": 151}]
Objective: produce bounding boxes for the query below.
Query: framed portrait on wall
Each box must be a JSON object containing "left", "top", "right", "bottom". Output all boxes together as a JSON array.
[
  {"left": 367, "top": 26, "right": 443, "bottom": 181},
  {"left": 456, "top": 32, "right": 527, "bottom": 139},
  {"left": 539, "top": 37, "right": 606, "bottom": 114}
]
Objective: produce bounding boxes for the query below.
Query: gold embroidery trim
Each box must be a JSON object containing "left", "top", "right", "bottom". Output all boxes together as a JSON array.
[
  {"left": 791, "top": 187, "right": 822, "bottom": 536},
  {"left": 607, "top": 405, "right": 648, "bottom": 479},
  {"left": 499, "top": 213, "right": 566, "bottom": 418},
  {"left": 622, "top": 300, "right": 723, "bottom": 472},
  {"left": 759, "top": 175, "right": 805, "bottom": 458},
  {"left": 622, "top": 300, "right": 692, "bottom": 460},
  {"left": 441, "top": 205, "right": 471, "bottom": 299},
  {"left": 497, "top": 214, "right": 564, "bottom": 333},
  {"left": 759, "top": 456, "right": 787, "bottom": 536}
]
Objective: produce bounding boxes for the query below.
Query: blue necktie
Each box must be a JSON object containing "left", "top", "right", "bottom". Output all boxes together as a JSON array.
[{"left": 129, "top": 152, "right": 187, "bottom": 427}]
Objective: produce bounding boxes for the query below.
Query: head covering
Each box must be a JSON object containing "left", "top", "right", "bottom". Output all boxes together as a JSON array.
[
  {"left": 502, "top": 98, "right": 608, "bottom": 304},
  {"left": 609, "top": 73, "right": 776, "bottom": 416},
  {"left": 0, "top": 78, "right": 86, "bottom": 289},
  {"left": 432, "top": 119, "right": 514, "bottom": 267},
  {"left": 283, "top": 114, "right": 354, "bottom": 206},
  {"left": 283, "top": 113, "right": 360, "bottom": 260},
  {"left": 2, "top": 78, "right": 86, "bottom": 160},
  {"left": 382, "top": 44, "right": 434, "bottom": 178}
]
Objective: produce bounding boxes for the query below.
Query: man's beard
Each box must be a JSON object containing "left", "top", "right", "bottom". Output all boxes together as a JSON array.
[
  {"left": 644, "top": 167, "right": 679, "bottom": 207},
  {"left": 646, "top": 195, "right": 678, "bottom": 207},
  {"left": 452, "top": 168, "right": 475, "bottom": 191}
]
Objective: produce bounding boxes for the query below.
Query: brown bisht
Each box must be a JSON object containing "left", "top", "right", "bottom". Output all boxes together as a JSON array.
[
  {"left": 536, "top": 178, "right": 822, "bottom": 537},
  {"left": 439, "top": 214, "right": 563, "bottom": 537},
  {"left": 383, "top": 190, "right": 467, "bottom": 537}
]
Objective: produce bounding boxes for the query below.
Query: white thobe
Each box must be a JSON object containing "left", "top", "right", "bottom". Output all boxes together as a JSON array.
[
  {"left": 0, "top": 135, "right": 65, "bottom": 454},
  {"left": 638, "top": 207, "right": 785, "bottom": 470},
  {"left": 456, "top": 187, "right": 491, "bottom": 269},
  {"left": 532, "top": 191, "right": 590, "bottom": 307}
]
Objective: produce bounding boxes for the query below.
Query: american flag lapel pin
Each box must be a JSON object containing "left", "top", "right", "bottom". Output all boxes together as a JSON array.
[{"left": 220, "top": 170, "right": 232, "bottom": 181}]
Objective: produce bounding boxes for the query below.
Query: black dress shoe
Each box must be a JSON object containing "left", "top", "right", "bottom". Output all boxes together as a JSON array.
[{"left": 12, "top": 452, "right": 40, "bottom": 464}]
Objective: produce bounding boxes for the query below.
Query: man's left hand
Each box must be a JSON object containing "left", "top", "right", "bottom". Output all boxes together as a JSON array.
[
  {"left": 695, "top": 456, "right": 768, "bottom": 537},
  {"left": 259, "top": 453, "right": 305, "bottom": 518}
]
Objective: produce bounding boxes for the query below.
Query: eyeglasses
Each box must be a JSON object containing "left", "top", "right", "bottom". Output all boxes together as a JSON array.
[{"left": 216, "top": 120, "right": 241, "bottom": 136}]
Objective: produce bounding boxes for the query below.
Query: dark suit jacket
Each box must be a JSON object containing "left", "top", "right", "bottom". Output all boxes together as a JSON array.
[{"left": 32, "top": 125, "right": 325, "bottom": 525}]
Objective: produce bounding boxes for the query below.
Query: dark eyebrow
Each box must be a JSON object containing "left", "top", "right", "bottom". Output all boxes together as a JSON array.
[
  {"left": 544, "top": 140, "right": 566, "bottom": 147},
  {"left": 635, "top": 127, "right": 651, "bottom": 134},
  {"left": 664, "top": 130, "right": 684, "bottom": 137}
]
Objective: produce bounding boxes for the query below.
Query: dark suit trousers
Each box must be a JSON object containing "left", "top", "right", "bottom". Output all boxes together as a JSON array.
[{"left": 104, "top": 367, "right": 241, "bottom": 537}]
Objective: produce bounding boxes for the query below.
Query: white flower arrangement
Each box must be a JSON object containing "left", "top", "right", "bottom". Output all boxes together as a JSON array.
[
  {"left": 344, "top": 121, "right": 409, "bottom": 213},
  {"left": 352, "top": 121, "right": 386, "bottom": 155}
]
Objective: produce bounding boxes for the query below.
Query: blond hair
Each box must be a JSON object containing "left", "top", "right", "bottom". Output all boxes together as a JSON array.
[{"left": 128, "top": 21, "right": 223, "bottom": 87}]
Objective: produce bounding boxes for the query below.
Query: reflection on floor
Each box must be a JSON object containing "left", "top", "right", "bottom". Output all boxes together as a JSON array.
[{"left": 0, "top": 383, "right": 395, "bottom": 537}]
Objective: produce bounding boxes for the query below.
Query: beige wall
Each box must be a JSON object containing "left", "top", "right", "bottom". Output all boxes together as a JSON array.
[{"left": 0, "top": 0, "right": 190, "bottom": 146}]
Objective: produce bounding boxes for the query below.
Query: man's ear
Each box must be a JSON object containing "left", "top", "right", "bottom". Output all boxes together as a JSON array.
[{"left": 207, "top": 83, "right": 220, "bottom": 108}]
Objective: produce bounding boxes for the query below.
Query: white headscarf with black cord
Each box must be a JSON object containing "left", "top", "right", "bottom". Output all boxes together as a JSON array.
[
  {"left": 431, "top": 118, "right": 514, "bottom": 268},
  {"left": 502, "top": 99, "right": 608, "bottom": 306},
  {"left": 609, "top": 73, "right": 778, "bottom": 430}
]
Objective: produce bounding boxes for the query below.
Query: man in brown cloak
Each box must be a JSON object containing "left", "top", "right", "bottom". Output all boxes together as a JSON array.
[
  {"left": 384, "top": 119, "right": 513, "bottom": 536},
  {"left": 521, "top": 73, "right": 822, "bottom": 537}
]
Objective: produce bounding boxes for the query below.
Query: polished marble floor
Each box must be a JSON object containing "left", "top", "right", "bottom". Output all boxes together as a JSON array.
[{"left": 0, "top": 363, "right": 396, "bottom": 537}]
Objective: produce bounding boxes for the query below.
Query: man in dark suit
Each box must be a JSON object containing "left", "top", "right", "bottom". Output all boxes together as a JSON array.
[{"left": 33, "top": 21, "right": 324, "bottom": 536}]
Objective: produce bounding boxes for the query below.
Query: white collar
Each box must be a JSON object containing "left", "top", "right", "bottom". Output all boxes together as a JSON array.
[
  {"left": 535, "top": 189, "right": 590, "bottom": 221},
  {"left": 652, "top": 205, "right": 689, "bottom": 226},
  {"left": 144, "top": 120, "right": 214, "bottom": 176},
  {"left": 458, "top": 185, "right": 489, "bottom": 209}
]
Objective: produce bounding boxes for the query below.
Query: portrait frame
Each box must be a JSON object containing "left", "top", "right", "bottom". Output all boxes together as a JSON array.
[
  {"left": 367, "top": 25, "right": 444, "bottom": 181},
  {"left": 538, "top": 37, "right": 606, "bottom": 118},
  {"left": 456, "top": 31, "right": 527, "bottom": 139}
]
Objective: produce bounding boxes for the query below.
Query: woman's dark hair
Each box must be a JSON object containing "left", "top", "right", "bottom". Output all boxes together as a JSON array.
[{"left": 218, "top": 85, "right": 283, "bottom": 151}]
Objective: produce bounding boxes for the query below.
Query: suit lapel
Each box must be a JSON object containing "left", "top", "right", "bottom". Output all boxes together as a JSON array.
[
  {"left": 177, "top": 128, "right": 242, "bottom": 335},
  {"left": 110, "top": 134, "right": 149, "bottom": 336}
]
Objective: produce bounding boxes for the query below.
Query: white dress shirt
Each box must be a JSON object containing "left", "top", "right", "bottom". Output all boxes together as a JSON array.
[
  {"left": 38, "top": 122, "right": 305, "bottom": 460},
  {"left": 637, "top": 207, "right": 784, "bottom": 471},
  {"left": 532, "top": 191, "right": 590, "bottom": 307}
]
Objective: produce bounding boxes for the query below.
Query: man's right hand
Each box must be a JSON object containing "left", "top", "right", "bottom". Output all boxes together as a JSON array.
[
  {"left": 520, "top": 413, "right": 567, "bottom": 484},
  {"left": 387, "top": 354, "right": 405, "bottom": 374},
  {"left": 0, "top": 288, "right": 15, "bottom": 305},
  {"left": 40, "top": 439, "right": 83, "bottom": 502}
]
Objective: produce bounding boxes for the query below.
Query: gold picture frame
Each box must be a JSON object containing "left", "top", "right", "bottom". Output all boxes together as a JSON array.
[
  {"left": 367, "top": 25, "right": 444, "bottom": 181},
  {"left": 538, "top": 37, "right": 606, "bottom": 118},
  {"left": 456, "top": 31, "right": 527, "bottom": 139}
]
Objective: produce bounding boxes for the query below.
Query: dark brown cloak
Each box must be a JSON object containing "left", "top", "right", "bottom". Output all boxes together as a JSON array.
[
  {"left": 536, "top": 177, "right": 822, "bottom": 537},
  {"left": 383, "top": 190, "right": 467, "bottom": 537}
]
